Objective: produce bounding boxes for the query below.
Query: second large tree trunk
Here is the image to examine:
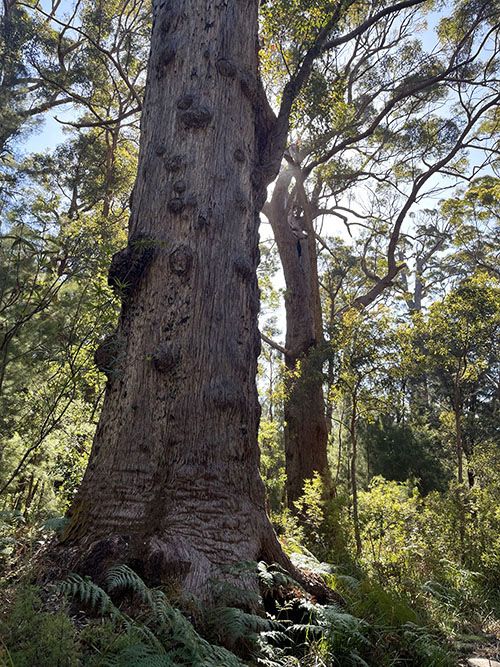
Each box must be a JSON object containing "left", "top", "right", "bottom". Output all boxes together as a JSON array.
[
  {"left": 58, "top": 0, "right": 289, "bottom": 599},
  {"left": 266, "top": 171, "right": 329, "bottom": 507}
]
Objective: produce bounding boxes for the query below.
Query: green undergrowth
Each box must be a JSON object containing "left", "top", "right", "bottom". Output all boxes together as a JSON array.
[
  {"left": 2, "top": 470, "right": 498, "bottom": 667},
  {"left": 0, "top": 559, "right": 456, "bottom": 667},
  {"left": 272, "top": 474, "right": 500, "bottom": 638}
]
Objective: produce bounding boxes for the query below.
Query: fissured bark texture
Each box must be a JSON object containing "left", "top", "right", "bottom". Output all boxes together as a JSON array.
[
  {"left": 266, "top": 172, "right": 329, "bottom": 506},
  {"left": 60, "top": 0, "right": 286, "bottom": 597}
]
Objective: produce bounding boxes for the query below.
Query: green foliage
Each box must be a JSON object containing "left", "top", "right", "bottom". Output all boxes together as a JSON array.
[
  {"left": 403, "top": 274, "right": 500, "bottom": 484},
  {"left": 53, "top": 568, "right": 248, "bottom": 666},
  {"left": 0, "top": 510, "right": 25, "bottom": 565},
  {"left": 0, "top": 561, "right": 458, "bottom": 667},
  {"left": 292, "top": 473, "right": 351, "bottom": 564},
  {"left": 42, "top": 516, "right": 70, "bottom": 534},
  {"left": 360, "top": 416, "right": 451, "bottom": 493},
  {"left": 441, "top": 177, "right": 500, "bottom": 281},
  {"left": 1, "top": 0, "right": 145, "bottom": 532},
  {"left": 0, "top": 586, "right": 80, "bottom": 666},
  {"left": 105, "top": 564, "right": 151, "bottom": 601},
  {"left": 259, "top": 419, "right": 287, "bottom": 513},
  {"left": 58, "top": 574, "right": 118, "bottom": 617}
]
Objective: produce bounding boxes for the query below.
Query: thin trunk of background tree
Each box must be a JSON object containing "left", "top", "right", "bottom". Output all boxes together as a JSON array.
[{"left": 349, "top": 388, "right": 362, "bottom": 558}]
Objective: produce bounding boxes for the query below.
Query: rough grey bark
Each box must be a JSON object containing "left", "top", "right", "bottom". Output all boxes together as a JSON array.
[
  {"left": 59, "top": 0, "right": 288, "bottom": 598},
  {"left": 265, "top": 170, "right": 329, "bottom": 506}
]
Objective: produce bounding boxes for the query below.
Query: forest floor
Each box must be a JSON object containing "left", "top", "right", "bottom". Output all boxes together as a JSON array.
[{"left": 458, "top": 633, "right": 500, "bottom": 666}]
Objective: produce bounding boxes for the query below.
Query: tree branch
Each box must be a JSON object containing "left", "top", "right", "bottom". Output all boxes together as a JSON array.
[{"left": 261, "top": 332, "right": 288, "bottom": 356}]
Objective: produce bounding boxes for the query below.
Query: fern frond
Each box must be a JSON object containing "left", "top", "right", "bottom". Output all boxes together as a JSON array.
[
  {"left": 211, "top": 578, "right": 261, "bottom": 608},
  {"left": 42, "top": 516, "right": 69, "bottom": 534},
  {"left": 102, "top": 642, "right": 176, "bottom": 667},
  {"left": 288, "top": 622, "right": 323, "bottom": 637},
  {"left": 254, "top": 635, "right": 299, "bottom": 666},
  {"left": 58, "top": 573, "right": 118, "bottom": 617},
  {"left": 144, "top": 590, "right": 175, "bottom": 629},
  {"left": 196, "top": 640, "right": 247, "bottom": 667},
  {"left": 290, "top": 552, "right": 334, "bottom": 576},
  {"left": 106, "top": 564, "right": 152, "bottom": 604},
  {"left": 258, "top": 629, "right": 291, "bottom": 644},
  {"left": 207, "top": 605, "right": 274, "bottom": 643},
  {"left": 257, "top": 561, "right": 298, "bottom": 593},
  {"left": 315, "top": 604, "right": 371, "bottom": 650},
  {"left": 222, "top": 560, "right": 260, "bottom": 575},
  {"left": 122, "top": 614, "right": 167, "bottom": 655}
]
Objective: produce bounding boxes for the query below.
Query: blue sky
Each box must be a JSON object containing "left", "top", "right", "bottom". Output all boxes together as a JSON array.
[
  {"left": 24, "top": 114, "right": 67, "bottom": 153},
  {"left": 20, "top": 2, "right": 445, "bottom": 157}
]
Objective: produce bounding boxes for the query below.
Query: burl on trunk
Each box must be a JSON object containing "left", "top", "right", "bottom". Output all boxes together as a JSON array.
[{"left": 59, "top": 0, "right": 286, "bottom": 598}]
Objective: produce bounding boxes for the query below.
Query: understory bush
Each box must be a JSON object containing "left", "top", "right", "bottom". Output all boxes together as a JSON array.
[
  {"left": 283, "top": 473, "right": 500, "bottom": 640},
  {"left": 0, "top": 560, "right": 456, "bottom": 667}
]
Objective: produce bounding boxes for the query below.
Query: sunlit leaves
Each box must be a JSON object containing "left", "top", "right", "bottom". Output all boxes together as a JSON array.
[
  {"left": 438, "top": 0, "right": 499, "bottom": 46},
  {"left": 261, "top": 0, "right": 340, "bottom": 55}
]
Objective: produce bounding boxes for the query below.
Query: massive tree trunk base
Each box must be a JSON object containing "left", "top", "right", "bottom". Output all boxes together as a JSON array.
[
  {"left": 47, "top": 526, "right": 337, "bottom": 606},
  {"left": 56, "top": 519, "right": 277, "bottom": 599}
]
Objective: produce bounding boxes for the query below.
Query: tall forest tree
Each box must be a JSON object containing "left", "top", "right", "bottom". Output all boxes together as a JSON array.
[
  {"left": 410, "top": 275, "right": 500, "bottom": 488},
  {"left": 0, "top": 0, "right": 150, "bottom": 515},
  {"left": 261, "top": 0, "right": 499, "bottom": 504},
  {"left": 50, "top": 0, "right": 454, "bottom": 598}
]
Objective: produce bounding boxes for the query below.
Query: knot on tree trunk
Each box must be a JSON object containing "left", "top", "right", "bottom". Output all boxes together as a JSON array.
[
  {"left": 234, "top": 147, "right": 245, "bottom": 163},
  {"left": 179, "top": 106, "right": 212, "bottom": 129},
  {"left": 216, "top": 57, "right": 237, "bottom": 78},
  {"left": 176, "top": 94, "right": 195, "bottom": 110},
  {"left": 207, "top": 378, "right": 245, "bottom": 411},
  {"left": 156, "top": 43, "right": 176, "bottom": 77},
  {"left": 151, "top": 342, "right": 180, "bottom": 373},
  {"left": 108, "top": 234, "right": 155, "bottom": 300},
  {"left": 94, "top": 333, "right": 122, "bottom": 378},
  {"left": 234, "top": 188, "right": 249, "bottom": 212},
  {"left": 169, "top": 244, "right": 194, "bottom": 276},
  {"left": 164, "top": 154, "right": 185, "bottom": 172},
  {"left": 233, "top": 255, "right": 253, "bottom": 281}
]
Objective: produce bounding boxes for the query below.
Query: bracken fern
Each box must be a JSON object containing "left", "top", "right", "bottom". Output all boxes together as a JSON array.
[{"left": 58, "top": 573, "right": 118, "bottom": 617}]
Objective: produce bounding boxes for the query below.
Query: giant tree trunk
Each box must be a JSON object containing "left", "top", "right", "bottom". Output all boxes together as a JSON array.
[
  {"left": 266, "top": 170, "right": 329, "bottom": 507},
  {"left": 58, "top": 0, "right": 288, "bottom": 599}
]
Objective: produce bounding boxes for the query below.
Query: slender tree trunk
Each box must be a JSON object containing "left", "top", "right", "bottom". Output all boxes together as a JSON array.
[
  {"left": 452, "top": 381, "right": 467, "bottom": 560},
  {"left": 350, "top": 389, "right": 362, "bottom": 558},
  {"left": 453, "top": 385, "right": 464, "bottom": 486},
  {"left": 57, "top": 0, "right": 290, "bottom": 599},
  {"left": 266, "top": 171, "right": 329, "bottom": 506},
  {"left": 102, "top": 125, "right": 120, "bottom": 220},
  {"left": 413, "top": 258, "right": 424, "bottom": 313},
  {"left": 455, "top": 409, "right": 464, "bottom": 486},
  {"left": 464, "top": 393, "right": 476, "bottom": 489},
  {"left": 0, "top": 1, "right": 18, "bottom": 155},
  {"left": 0, "top": 334, "right": 11, "bottom": 398},
  {"left": 268, "top": 353, "right": 274, "bottom": 421}
]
